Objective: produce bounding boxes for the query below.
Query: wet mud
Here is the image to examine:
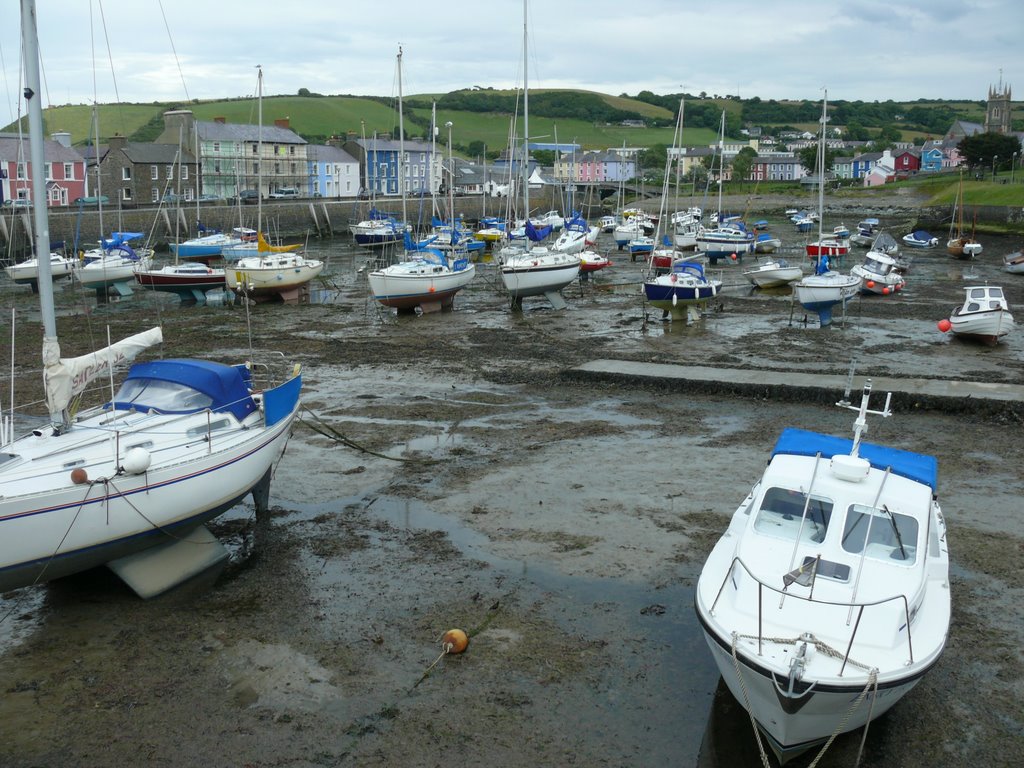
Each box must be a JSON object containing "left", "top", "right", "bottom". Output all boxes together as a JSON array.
[{"left": 1, "top": 211, "right": 1023, "bottom": 767}]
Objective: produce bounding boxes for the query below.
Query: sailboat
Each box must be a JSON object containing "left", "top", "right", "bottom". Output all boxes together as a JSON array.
[
  {"left": 135, "top": 126, "right": 227, "bottom": 302},
  {"left": 792, "top": 91, "right": 861, "bottom": 327},
  {"left": 946, "top": 172, "right": 983, "bottom": 259},
  {"left": 694, "top": 111, "right": 755, "bottom": 262},
  {"left": 367, "top": 48, "right": 475, "bottom": 313},
  {"left": 498, "top": 0, "right": 581, "bottom": 309},
  {"left": 643, "top": 98, "right": 723, "bottom": 322},
  {"left": 1, "top": 0, "right": 304, "bottom": 599},
  {"left": 224, "top": 66, "right": 324, "bottom": 302}
]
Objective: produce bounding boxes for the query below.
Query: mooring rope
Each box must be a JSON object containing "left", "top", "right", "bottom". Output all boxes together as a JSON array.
[{"left": 730, "top": 631, "right": 881, "bottom": 767}]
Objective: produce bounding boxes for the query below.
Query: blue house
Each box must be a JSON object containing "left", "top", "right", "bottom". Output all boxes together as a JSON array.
[
  {"left": 341, "top": 136, "right": 439, "bottom": 198},
  {"left": 851, "top": 152, "right": 883, "bottom": 180},
  {"left": 918, "top": 142, "right": 945, "bottom": 173},
  {"left": 307, "top": 144, "right": 360, "bottom": 199}
]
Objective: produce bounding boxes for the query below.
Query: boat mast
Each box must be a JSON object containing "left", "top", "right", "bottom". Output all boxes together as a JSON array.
[
  {"left": 816, "top": 90, "right": 827, "bottom": 254},
  {"left": 256, "top": 64, "right": 263, "bottom": 235},
  {"left": 716, "top": 110, "right": 725, "bottom": 221},
  {"left": 397, "top": 46, "right": 408, "bottom": 227},
  {"left": 522, "top": 0, "right": 530, "bottom": 228},
  {"left": 20, "top": 0, "right": 56, "bottom": 339}
]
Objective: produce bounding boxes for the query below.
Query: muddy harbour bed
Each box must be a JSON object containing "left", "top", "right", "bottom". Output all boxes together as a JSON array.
[{"left": 1, "top": 222, "right": 1023, "bottom": 767}]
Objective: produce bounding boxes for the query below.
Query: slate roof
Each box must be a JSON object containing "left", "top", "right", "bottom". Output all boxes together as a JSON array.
[
  {"left": 197, "top": 120, "right": 307, "bottom": 145},
  {"left": 0, "top": 134, "right": 84, "bottom": 163},
  {"left": 307, "top": 144, "right": 358, "bottom": 163}
]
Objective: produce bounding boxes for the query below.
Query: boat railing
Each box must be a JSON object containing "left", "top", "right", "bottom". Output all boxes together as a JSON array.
[{"left": 710, "top": 555, "right": 914, "bottom": 674}]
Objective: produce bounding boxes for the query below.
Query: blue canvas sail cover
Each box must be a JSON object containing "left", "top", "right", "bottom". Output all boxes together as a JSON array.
[
  {"left": 196, "top": 220, "right": 220, "bottom": 234},
  {"left": 112, "top": 359, "right": 259, "bottom": 422},
  {"left": 525, "top": 219, "right": 551, "bottom": 242},
  {"left": 772, "top": 427, "right": 938, "bottom": 492},
  {"left": 102, "top": 231, "right": 144, "bottom": 249},
  {"left": 814, "top": 254, "right": 832, "bottom": 275},
  {"left": 565, "top": 215, "right": 588, "bottom": 234}
]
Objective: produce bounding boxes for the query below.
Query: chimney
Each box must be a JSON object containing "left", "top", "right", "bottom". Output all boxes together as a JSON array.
[
  {"left": 214, "top": 117, "right": 226, "bottom": 124},
  {"left": 274, "top": 118, "right": 290, "bottom": 129},
  {"left": 51, "top": 131, "right": 72, "bottom": 148},
  {"left": 108, "top": 134, "right": 128, "bottom": 151}
]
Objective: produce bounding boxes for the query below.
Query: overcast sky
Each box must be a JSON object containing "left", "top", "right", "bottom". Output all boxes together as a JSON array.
[{"left": 3, "top": 0, "right": 1020, "bottom": 123}]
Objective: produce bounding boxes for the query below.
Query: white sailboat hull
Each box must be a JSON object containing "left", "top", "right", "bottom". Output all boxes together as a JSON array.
[
  {"left": 0, "top": 392, "right": 298, "bottom": 592},
  {"left": 500, "top": 250, "right": 581, "bottom": 298},
  {"left": 226, "top": 255, "right": 324, "bottom": 299},
  {"left": 368, "top": 262, "right": 475, "bottom": 309}
]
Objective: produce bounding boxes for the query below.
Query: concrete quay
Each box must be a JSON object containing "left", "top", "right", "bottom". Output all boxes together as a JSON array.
[{"left": 567, "top": 359, "right": 1024, "bottom": 416}]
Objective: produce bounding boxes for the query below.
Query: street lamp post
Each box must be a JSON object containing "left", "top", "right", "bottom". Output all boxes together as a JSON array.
[
  {"left": 992, "top": 155, "right": 998, "bottom": 182},
  {"left": 1012, "top": 152, "right": 1019, "bottom": 185}
]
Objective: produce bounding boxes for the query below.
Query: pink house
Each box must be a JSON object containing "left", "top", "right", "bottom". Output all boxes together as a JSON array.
[{"left": 0, "top": 132, "right": 87, "bottom": 207}]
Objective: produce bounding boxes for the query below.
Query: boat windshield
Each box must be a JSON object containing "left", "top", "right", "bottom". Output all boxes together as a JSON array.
[
  {"left": 112, "top": 377, "right": 214, "bottom": 413},
  {"left": 753, "top": 487, "right": 833, "bottom": 543},
  {"left": 840, "top": 504, "right": 918, "bottom": 564}
]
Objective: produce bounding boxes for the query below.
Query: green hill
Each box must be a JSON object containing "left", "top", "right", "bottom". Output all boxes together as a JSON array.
[{"left": 5, "top": 90, "right": 1020, "bottom": 155}]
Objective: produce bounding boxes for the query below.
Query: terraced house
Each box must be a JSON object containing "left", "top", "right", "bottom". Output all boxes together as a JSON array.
[
  {"left": 0, "top": 131, "right": 86, "bottom": 207},
  {"left": 156, "top": 110, "right": 309, "bottom": 200}
]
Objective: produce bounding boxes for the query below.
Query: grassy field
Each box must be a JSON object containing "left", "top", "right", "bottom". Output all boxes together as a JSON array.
[{"left": 10, "top": 91, "right": 1016, "bottom": 153}]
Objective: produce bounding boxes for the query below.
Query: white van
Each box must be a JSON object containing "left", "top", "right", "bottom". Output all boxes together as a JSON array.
[{"left": 268, "top": 187, "right": 299, "bottom": 199}]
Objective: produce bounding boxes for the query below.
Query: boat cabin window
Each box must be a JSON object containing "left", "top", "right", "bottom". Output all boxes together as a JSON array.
[
  {"left": 840, "top": 504, "right": 918, "bottom": 564},
  {"left": 754, "top": 487, "right": 833, "bottom": 543},
  {"left": 113, "top": 377, "right": 214, "bottom": 413}
]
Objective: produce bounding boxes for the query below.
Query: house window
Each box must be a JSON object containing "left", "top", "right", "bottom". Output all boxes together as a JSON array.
[
  {"left": 273, "top": 144, "right": 280, "bottom": 156},
  {"left": 252, "top": 143, "right": 258, "bottom": 154},
  {"left": 122, "top": 167, "right": 132, "bottom": 181},
  {"left": 214, "top": 161, "right": 222, "bottom": 173},
  {"left": 181, "top": 166, "right": 188, "bottom": 180},
  {"left": 290, "top": 162, "right": 296, "bottom": 174},
  {"left": 122, "top": 187, "right": 133, "bottom": 201},
  {"left": 45, "top": 162, "right": 52, "bottom": 179},
  {"left": 64, "top": 163, "right": 74, "bottom": 179},
  {"left": 16, "top": 163, "right": 25, "bottom": 180},
  {"left": 151, "top": 165, "right": 159, "bottom": 180},
  {"left": 274, "top": 162, "right": 281, "bottom": 174},
  {"left": 151, "top": 188, "right": 160, "bottom": 203},
  {"left": 379, "top": 162, "right": 388, "bottom": 178},
  {"left": 166, "top": 165, "right": 174, "bottom": 180},
  {"left": 213, "top": 142, "right": 220, "bottom": 153},
  {"left": 289, "top": 146, "right": 294, "bottom": 155}
]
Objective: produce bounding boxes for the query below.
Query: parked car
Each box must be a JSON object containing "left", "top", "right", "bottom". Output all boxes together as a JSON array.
[
  {"left": 268, "top": 187, "right": 299, "bottom": 199},
  {"left": 3, "top": 198, "right": 32, "bottom": 208},
  {"left": 197, "top": 194, "right": 224, "bottom": 203},
  {"left": 74, "top": 195, "right": 109, "bottom": 207},
  {"left": 238, "top": 189, "right": 260, "bottom": 204}
]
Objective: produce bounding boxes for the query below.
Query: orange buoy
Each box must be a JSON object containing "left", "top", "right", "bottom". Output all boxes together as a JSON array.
[
  {"left": 937, "top": 319, "right": 952, "bottom": 333},
  {"left": 441, "top": 628, "right": 469, "bottom": 654},
  {"left": 70, "top": 467, "right": 89, "bottom": 484}
]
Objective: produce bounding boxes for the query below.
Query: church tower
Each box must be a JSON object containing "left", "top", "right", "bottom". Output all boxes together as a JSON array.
[{"left": 984, "top": 73, "right": 1012, "bottom": 134}]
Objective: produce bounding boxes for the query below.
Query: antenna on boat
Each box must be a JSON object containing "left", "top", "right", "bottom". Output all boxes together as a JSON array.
[{"left": 838, "top": 379, "right": 892, "bottom": 457}]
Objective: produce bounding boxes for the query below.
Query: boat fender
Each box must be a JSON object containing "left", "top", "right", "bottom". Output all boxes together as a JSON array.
[
  {"left": 121, "top": 447, "right": 152, "bottom": 475},
  {"left": 670, "top": 273, "right": 677, "bottom": 282}
]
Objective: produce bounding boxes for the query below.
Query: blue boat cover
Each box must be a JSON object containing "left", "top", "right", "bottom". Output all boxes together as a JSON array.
[
  {"left": 525, "top": 219, "right": 552, "bottom": 242},
  {"left": 117, "top": 359, "right": 258, "bottom": 421},
  {"left": 102, "top": 231, "right": 144, "bottom": 249},
  {"left": 771, "top": 427, "right": 938, "bottom": 492},
  {"left": 909, "top": 230, "right": 934, "bottom": 241}
]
